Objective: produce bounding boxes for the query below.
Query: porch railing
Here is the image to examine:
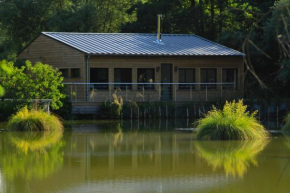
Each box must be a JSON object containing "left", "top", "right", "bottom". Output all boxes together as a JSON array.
[{"left": 63, "top": 82, "right": 240, "bottom": 103}]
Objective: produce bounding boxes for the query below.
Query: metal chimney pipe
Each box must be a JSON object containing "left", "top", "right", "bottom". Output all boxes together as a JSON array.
[{"left": 157, "top": 14, "right": 162, "bottom": 41}]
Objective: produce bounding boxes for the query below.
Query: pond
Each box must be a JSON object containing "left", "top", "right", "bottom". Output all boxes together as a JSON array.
[{"left": 0, "top": 120, "right": 290, "bottom": 193}]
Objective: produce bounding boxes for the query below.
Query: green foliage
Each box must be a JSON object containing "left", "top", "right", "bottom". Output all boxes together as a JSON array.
[
  {"left": 194, "top": 139, "right": 269, "bottom": 177},
  {"left": 110, "top": 93, "right": 124, "bottom": 118},
  {"left": 0, "top": 0, "right": 139, "bottom": 59},
  {"left": 100, "top": 92, "right": 124, "bottom": 119},
  {"left": 196, "top": 100, "right": 269, "bottom": 140},
  {"left": 0, "top": 60, "right": 12, "bottom": 96},
  {"left": 282, "top": 113, "right": 290, "bottom": 132},
  {"left": 0, "top": 100, "right": 27, "bottom": 122},
  {"left": 8, "top": 106, "right": 63, "bottom": 131},
  {"left": 0, "top": 60, "right": 65, "bottom": 109}
]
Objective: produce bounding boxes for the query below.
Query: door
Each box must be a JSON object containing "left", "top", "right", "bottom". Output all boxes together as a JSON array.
[{"left": 161, "top": 64, "right": 172, "bottom": 100}]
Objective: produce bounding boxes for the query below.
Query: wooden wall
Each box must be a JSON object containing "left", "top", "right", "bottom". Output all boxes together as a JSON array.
[{"left": 18, "top": 34, "right": 86, "bottom": 83}]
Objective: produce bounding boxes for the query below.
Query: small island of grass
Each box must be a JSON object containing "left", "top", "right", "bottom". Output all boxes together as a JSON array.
[
  {"left": 8, "top": 106, "right": 63, "bottom": 131},
  {"left": 196, "top": 100, "right": 269, "bottom": 140}
]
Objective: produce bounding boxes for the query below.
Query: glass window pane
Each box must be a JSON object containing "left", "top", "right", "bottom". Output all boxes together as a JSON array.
[
  {"left": 179, "top": 69, "right": 195, "bottom": 90},
  {"left": 90, "top": 68, "right": 108, "bottom": 90},
  {"left": 186, "top": 70, "right": 194, "bottom": 82},
  {"left": 137, "top": 68, "right": 155, "bottom": 90},
  {"left": 59, "top": 69, "right": 69, "bottom": 78},
  {"left": 201, "top": 68, "right": 216, "bottom": 89},
  {"left": 222, "top": 68, "right": 238, "bottom": 89},
  {"left": 179, "top": 69, "right": 185, "bottom": 83},
  {"left": 71, "top": 68, "right": 80, "bottom": 78},
  {"left": 114, "top": 68, "right": 132, "bottom": 89}
]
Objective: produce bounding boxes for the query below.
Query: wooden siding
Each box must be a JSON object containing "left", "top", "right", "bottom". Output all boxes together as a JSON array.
[{"left": 18, "top": 34, "right": 86, "bottom": 82}]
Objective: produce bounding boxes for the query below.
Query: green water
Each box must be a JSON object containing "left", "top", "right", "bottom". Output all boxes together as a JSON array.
[{"left": 0, "top": 120, "right": 290, "bottom": 193}]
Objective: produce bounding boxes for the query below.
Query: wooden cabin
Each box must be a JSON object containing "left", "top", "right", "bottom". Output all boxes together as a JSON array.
[{"left": 18, "top": 32, "right": 244, "bottom": 112}]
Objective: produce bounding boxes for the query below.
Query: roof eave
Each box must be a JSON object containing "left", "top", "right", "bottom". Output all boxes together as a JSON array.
[{"left": 86, "top": 53, "right": 245, "bottom": 58}]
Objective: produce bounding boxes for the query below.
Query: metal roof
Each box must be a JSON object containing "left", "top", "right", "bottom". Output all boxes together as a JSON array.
[{"left": 42, "top": 32, "right": 244, "bottom": 56}]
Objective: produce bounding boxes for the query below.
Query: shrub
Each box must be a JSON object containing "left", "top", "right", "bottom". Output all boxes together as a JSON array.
[
  {"left": 196, "top": 100, "right": 269, "bottom": 140},
  {"left": 8, "top": 106, "right": 63, "bottom": 131},
  {"left": 282, "top": 113, "right": 290, "bottom": 132}
]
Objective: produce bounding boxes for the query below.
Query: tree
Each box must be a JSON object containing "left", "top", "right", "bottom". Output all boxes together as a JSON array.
[{"left": 0, "top": 60, "right": 65, "bottom": 109}]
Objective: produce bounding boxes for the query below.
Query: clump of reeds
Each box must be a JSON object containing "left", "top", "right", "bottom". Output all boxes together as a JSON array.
[
  {"left": 196, "top": 100, "right": 269, "bottom": 140},
  {"left": 282, "top": 113, "right": 290, "bottom": 133},
  {"left": 8, "top": 106, "right": 63, "bottom": 131}
]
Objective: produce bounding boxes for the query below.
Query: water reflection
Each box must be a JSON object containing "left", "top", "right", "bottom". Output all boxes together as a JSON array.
[
  {"left": 2, "top": 122, "right": 289, "bottom": 193},
  {"left": 194, "top": 140, "right": 269, "bottom": 178},
  {"left": 0, "top": 131, "right": 64, "bottom": 181}
]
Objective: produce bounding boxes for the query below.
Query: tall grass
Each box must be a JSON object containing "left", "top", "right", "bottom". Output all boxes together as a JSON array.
[
  {"left": 8, "top": 106, "right": 63, "bottom": 131},
  {"left": 196, "top": 100, "right": 269, "bottom": 140}
]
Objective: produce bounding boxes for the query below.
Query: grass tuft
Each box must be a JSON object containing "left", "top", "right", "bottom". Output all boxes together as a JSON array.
[
  {"left": 8, "top": 106, "right": 63, "bottom": 131},
  {"left": 196, "top": 100, "right": 269, "bottom": 140}
]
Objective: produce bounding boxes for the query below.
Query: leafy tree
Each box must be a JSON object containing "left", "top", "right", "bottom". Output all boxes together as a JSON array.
[
  {"left": 0, "top": 60, "right": 12, "bottom": 96},
  {"left": 0, "top": 60, "right": 65, "bottom": 109}
]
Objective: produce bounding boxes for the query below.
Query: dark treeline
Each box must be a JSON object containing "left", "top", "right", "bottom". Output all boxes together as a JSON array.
[{"left": 1, "top": 0, "right": 290, "bottom": 99}]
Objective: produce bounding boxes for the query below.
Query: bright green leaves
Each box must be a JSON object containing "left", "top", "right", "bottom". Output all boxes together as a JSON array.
[
  {"left": 0, "top": 60, "right": 12, "bottom": 96},
  {"left": 0, "top": 60, "right": 65, "bottom": 110}
]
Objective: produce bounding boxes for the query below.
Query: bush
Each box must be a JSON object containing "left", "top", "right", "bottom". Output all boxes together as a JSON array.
[
  {"left": 8, "top": 106, "right": 63, "bottom": 131},
  {"left": 282, "top": 113, "right": 290, "bottom": 132},
  {"left": 196, "top": 100, "right": 269, "bottom": 140}
]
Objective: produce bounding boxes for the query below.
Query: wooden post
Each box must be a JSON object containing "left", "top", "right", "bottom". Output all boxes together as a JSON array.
[
  {"left": 109, "top": 86, "right": 112, "bottom": 100},
  {"left": 159, "top": 85, "right": 161, "bottom": 101},
  {"left": 75, "top": 86, "right": 78, "bottom": 102},
  {"left": 186, "top": 108, "right": 189, "bottom": 118},
  {"left": 206, "top": 85, "right": 208, "bottom": 101},
  {"left": 126, "top": 85, "right": 128, "bottom": 102},
  {"left": 174, "top": 85, "right": 177, "bottom": 102},
  {"left": 70, "top": 85, "right": 73, "bottom": 100},
  {"left": 190, "top": 85, "right": 192, "bottom": 101},
  {"left": 131, "top": 107, "right": 132, "bottom": 119},
  {"left": 137, "top": 106, "right": 140, "bottom": 120},
  {"left": 221, "top": 84, "right": 223, "bottom": 99},
  {"left": 166, "top": 105, "right": 168, "bottom": 118},
  {"left": 159, "top": 106, "right": 161, "bottom": 118},
  {"left": 143, "top": 86, "right": 145, "bottom": 102},
  {"left": 277, "top": 106, "right": 279, "bottom": 129}
]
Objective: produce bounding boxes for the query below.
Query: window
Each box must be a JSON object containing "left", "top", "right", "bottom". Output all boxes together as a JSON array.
[
  {"left": 71, "top": 68, "right": 80, "bottom": 78},
  {"left": 179, "top": 68, "right": 195, "bottom": 90},
  {"left": 201, "top": 68, "right": 217, "bottom": 89},
  {"left": 59, "top": 69, "right": 69, "bottom": 78},
  {"left": 222, "top": 68, "right": 238, "bottom": 89},
  {"left": 137, "top": 68, "right": 155, "bottom": 90},
  {"left": 90, "top": 68, "right": 108, "bottom": 90},
  {"left": 114, "top": 68, "right": 132, "bottom": 90}
]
